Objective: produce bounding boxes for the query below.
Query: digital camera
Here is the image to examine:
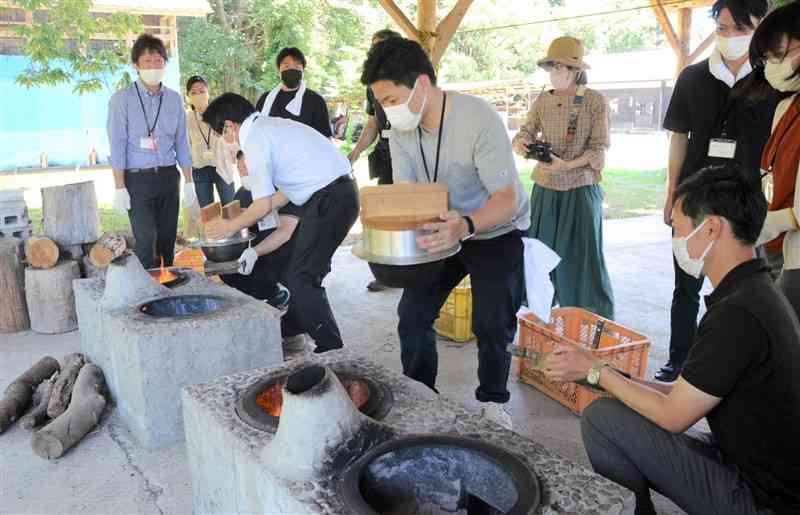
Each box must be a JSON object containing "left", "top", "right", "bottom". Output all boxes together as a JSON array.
[{"left": 525, "top": 141, "right": 554, "bottom": 164}]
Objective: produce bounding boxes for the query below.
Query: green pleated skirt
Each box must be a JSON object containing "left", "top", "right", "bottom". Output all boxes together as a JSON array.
[{"left": 529, "top": 184, "right": 615, "bottom": 320}]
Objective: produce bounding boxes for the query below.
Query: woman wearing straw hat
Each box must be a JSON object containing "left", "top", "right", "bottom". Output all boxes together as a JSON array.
[{"left": 512, "top": 36, "right": 614, "bottom": 319}]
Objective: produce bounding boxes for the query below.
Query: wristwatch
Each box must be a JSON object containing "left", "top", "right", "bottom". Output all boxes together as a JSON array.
[
  {"left": 461, "top": 216, "right": 476, "bottom": 241},
  {"left": 587, "top": 364, "right": 632, "bottom": 385},
  {"left": 587, "top": 365, "right": 603, "bottom": 386}
]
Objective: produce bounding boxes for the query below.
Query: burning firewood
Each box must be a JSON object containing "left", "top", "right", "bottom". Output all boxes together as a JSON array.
[
  {"left": 0, "top": 356, "right": 60, "bottom": 434},
  {"left": 32, "top": 364, "right": 107, "bottom": 459},
  {"left": 47, "top": 353, "right": 86, "bottom": 419}
]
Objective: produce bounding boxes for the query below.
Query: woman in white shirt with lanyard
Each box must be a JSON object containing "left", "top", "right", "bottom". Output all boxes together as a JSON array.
[{"left": 185, "top": 75, "right": 236, "bottom": 207}]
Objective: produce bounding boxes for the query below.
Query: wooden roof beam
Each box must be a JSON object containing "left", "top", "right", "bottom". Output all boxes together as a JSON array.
[
  {"left": 650, "top": 0, "right": 682, "bottom": 58},
  {"left": 686, "top": 32, "right": 714, "bottom": 65},
  {"left": 377, "top": 0, "right": 419, "bottom": 41},
  {"left": 432, "top": 0, "right": 474, "bottom": 66}
]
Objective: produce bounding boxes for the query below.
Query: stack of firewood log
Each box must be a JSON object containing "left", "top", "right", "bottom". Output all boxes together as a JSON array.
[
  {"left": 0, "top": 181, "right": 134, "bottom": 335},
  {"left": 0, "top": 353, "right": 107, "bottom": 459}
]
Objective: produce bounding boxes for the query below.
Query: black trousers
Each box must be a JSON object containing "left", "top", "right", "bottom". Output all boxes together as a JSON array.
[
  {"left": 397, "top": 230, "right": 524, "bottom": 403},
  {"left": 219, "top": 230, "right": 304, "bottom": 336},
  {"left": 219, "top": 229, "right": 288, "bottom": 301},
  {"left": 125, "top": 166, "right": 180, "bottom": 270},
  {"left": 668, "top": 257, "right": 705, "bottom": 371},
  {"left": 284, "top": 177, "right": 359, "bottom": 352},
  {"left": 582, "top": 399, "right": 771, "bottom": 515},
  {"left": 368, "top": 146, "right": 392, "bottom": 185}
]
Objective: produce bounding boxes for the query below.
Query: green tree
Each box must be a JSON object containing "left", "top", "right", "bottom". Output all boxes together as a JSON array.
[{"left": 10, "top": 0, "right": 141, "bottom": 93}]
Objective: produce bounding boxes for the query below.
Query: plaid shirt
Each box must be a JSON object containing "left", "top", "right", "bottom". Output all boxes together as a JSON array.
[{"left": 514, "top": 88, "right": 610, "bottom": 191}]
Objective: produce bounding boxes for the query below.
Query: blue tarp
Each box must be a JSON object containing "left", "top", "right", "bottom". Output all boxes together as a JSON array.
[{"left": 0, "top": 56, "right": 181, "bottom": 171}]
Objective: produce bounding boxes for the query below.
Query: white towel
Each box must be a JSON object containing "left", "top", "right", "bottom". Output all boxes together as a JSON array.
[
  {"left": 519, "top": 237, "right": 561, "bottom": 324},
  {"left": 260, "top": 81, "right": 307, "bottom": 117}
]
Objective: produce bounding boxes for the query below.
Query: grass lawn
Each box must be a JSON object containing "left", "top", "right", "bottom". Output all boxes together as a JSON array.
[
  {"left": 28, "top": 207, "right": 132, "bottom": 234},
  {"left": 24, "top": 167, "right": 667, "bottom": 235},
  {"left": 517, "top": 166, "right": 667, "bottom": 219}
]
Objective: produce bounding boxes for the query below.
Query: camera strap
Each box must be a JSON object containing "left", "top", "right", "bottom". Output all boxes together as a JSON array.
[{"left": 565, "top": 85, "right": 587, "bottom": 144}]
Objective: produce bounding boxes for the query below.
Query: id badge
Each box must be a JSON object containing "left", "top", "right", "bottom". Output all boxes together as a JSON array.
[
  {"left": 381, "top": 129, "right": 392, "bottom": 140},
  {"left": 708, "top": 138, "right": 737, "bottom": 159},
  {"left": 202, "top": 148, "right": 215, "bottom": 161},
  {"left": 140, "top": 136, "right": 156, "bottom": 151},
  {"left": 258, "top": 212, "right": 278, "bottom": 231}
]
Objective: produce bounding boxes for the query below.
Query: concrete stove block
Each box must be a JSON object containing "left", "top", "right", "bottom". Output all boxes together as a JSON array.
[
  {"left": 183, "top": 350, "right": 632, "bottom": 514},
  {"left": 74, "top": 269, "right": 283, "bottom": 448}
]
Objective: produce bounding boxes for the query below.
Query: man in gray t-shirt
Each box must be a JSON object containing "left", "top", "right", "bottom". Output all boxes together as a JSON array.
[
  {"left": 390, "top": 92, "right": 530, "bottom": 239},
  {"left": 361, "top": 38, "right": 529, "bottom": 429}
]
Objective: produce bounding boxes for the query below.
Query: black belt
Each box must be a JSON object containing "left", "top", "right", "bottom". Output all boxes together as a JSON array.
[
  {"left": 126, "top": 165, "right": 177, "bottom": 174},
  {"left": 328, "top": 172, "right": 355, "bottom": 187}
]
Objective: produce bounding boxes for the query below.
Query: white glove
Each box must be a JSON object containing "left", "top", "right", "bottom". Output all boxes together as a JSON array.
[
  {"left": 238, "top": 247, "right": 258, "bottom": 275},
  {"left": 113, "top": 188, "right": 131, "bottom": 213},
  {"left": 183, "top": 183, "right": 197, "bottom": 208}
]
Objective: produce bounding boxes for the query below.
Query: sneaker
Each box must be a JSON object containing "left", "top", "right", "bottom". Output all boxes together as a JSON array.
[
  {"left": 479, "top": 402, "right": 513, "bottom": 430},
  {"left": 367, "top": 280, "right": 389, "bottom": 292},
  {"left": 267, "top": 285, "right": 291, "bottom": 311}
]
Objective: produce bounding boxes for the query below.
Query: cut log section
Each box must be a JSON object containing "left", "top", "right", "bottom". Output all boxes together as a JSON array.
[
  {"left": 201, "top": 202, "right": 222, "bottom": 223},
  {"left": 0, "top": 237, "right": 30, "bottom": 332},
  {"left": 88, "top": 233, "right": 128, "bottom": 269},
  {"left": 47, "top": 353, "right": 86, "bottom": 419},
  {"left": 41, "top": 181, "right": 101, "bottom": 246},
  {"left": 0, "top": 356, "right": 60, "bottom": 433},
  {"left": 25, "top": 260, "right": 81, "bottom": 334},
  {"left": 222, "top": 200, "right": 241, "bottom": 220},
  {"left": 20, "top": 372, "right": 58, "bottom": 430},
  {"left": 24, "top": 236, "right": 60, "bottom": 269},
  {"left": 32, "top": 364, "right": 107, "bottom": 459}
]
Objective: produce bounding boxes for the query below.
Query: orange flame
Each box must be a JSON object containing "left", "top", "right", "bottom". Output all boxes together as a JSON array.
[{"left": 158, "top": 256, "right": 177, "bottom": 284}]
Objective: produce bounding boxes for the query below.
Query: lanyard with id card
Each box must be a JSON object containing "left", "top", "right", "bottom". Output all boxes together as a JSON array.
[
  {"left": 708, "top": 91, "right": 738, "bottom": 160},
  {"left": 135, "top": 82, "right": 163, "bottom": 152}
]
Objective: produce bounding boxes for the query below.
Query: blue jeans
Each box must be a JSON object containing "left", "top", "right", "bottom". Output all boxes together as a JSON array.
[{"left": 192, "top": 166, "right": 234, "bottom": 207}]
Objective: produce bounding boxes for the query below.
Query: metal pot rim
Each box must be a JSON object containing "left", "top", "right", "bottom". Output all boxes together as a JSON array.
[{"left": 352, "top": 239, "right": 460, "bottom": 265}]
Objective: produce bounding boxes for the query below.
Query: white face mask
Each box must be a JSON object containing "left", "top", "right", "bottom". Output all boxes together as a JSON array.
[
  {"left": 549, "top": 68, "right": 573, "bottom": 90},
  {"left": 139, "top": 68, "right": 165, "bottom": 86},
  {"left": 383, "top": 79, "right": 427, "bottom": 132},
  {"left": 672, "top": 219, "right": 715, "bottom": 279},
  {"left": 240, "top": 176, "right": 251, "bottom": 190},
  {"left": 716, "top": 34, "right": 752, "bottom": 61},
  {"left": 765, "top": 56, "right": 800, "bottom": 93}
]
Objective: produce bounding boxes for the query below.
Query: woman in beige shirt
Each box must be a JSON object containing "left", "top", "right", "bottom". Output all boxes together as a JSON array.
[
  {"left": 185, "top": 75, "right": 236, "bottom": 207},
  {"left": 512, "top": 36, "right": 614, "bottom": 319}
]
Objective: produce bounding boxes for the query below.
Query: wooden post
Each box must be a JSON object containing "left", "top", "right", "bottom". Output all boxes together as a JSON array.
[
  {"left": 676, "top": 7, "right": 692, "bottom": 75},
  {"left": 0, "top": 237, "right": 30, "bottom": 333},
  {"left": 417, "top": 0, "right": 437, "bottom": 56}
]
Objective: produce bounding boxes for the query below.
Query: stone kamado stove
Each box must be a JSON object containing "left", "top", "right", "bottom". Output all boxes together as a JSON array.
[
  {"left": 183, "top": 350, "right": 632, "bottom": 514},
  {"left": 73, "top": 254, "right": 283, "bottom": 448}
]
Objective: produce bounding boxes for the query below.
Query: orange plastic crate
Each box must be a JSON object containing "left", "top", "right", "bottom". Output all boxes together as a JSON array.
[
  {"left": 516, "top": 307, "right": 650, "bottom": 415},
  {"left": 173, "top": 248, "right": 206, "bottom": 274}
]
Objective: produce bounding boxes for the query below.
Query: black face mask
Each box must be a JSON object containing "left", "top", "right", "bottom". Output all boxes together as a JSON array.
[{"left": 281, "top": 69, "right": 303, "bottom": 89}]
